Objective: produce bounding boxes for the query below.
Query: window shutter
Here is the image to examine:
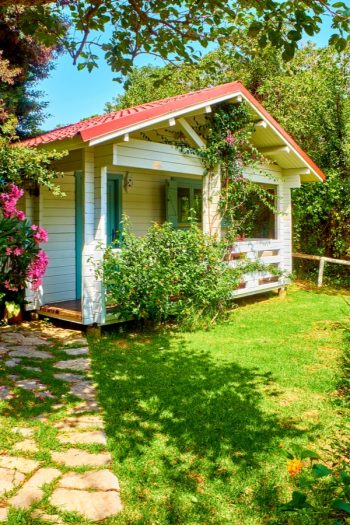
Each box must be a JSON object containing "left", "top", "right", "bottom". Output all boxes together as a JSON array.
[{"left": 166, "top": 179, "right": 178, "bottom": 227}]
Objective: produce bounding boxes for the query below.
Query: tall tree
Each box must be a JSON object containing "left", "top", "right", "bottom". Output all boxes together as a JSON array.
[{"left": 106, "top": 42, "right": 350, "bottom": 260}]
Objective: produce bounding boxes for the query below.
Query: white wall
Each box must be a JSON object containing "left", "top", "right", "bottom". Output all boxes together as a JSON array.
[{"left": 40, "top": 172, "right": 76, "bottom": 304}]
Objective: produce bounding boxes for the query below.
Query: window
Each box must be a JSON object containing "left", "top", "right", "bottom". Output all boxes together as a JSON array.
[
  {"left": 166, "top": 178, "right": 202, "bottom": 228},
  {"left": 247, "top": 186, "right": 276, "bottom": 239}
]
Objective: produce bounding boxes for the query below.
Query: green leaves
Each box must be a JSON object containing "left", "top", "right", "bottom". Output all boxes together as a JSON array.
[
  {"left": 332, "top": 499, "right": 350, "bottom": 514},
  {"left": 281, "top": 491, "right": 307, "bottom": 511},
  {"left": 312, "top": 463, "right": 332, "bottom": 477}
]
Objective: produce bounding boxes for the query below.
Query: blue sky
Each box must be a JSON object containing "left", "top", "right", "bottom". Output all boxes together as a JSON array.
[{"left": 38, "top": 17, "right": 334, "bottom": 132}]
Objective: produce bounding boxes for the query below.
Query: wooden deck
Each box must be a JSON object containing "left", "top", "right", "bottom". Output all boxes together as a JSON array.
[{"left": 39, "top": 300, "right": 82, "bottom": 323}]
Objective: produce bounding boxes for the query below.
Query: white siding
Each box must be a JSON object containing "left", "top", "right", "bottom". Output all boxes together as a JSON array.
[
  {"left": 40, "top": 172, "right": 76, "bottom": 304},
  {"left": 113, "top": 139, "right": 203, "bottom": 176},
  {"left": 107, "top": 167, "right": 199, "bottom": 236}
]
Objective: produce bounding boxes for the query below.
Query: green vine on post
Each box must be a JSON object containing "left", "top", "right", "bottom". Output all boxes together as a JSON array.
[{"left": 179, "top": 102, "right": 277, "bottom": 240}]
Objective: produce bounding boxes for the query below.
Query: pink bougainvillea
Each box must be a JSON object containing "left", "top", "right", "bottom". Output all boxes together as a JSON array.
[
  {"left": 31, "top": 224, "right": 48, "bottom": 244},
  {"left": 0, "top": 183, "right": 24, "bottom": 219},
  {"left": 26, "top": 249, "right": 49, "bottom": 291},
  {"left": 0, "top": 182, "right": 49, "bottom": 299}
]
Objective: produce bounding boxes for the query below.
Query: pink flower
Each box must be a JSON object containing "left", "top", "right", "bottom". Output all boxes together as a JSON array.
[
  {"left": 4, "top": 280, "right": 18, "bottom": 292},
  {"left": 5, "top": 247, "right": 12, "bottom": 256},
  {"left": 31, "top": 225, "right": 48, "bottom": 244},
  {"left": 225, "top": 131, "right": 236, "bottom": 145},
  {"left": 0, "top": 183, "right": 24, "bottom": 218},
  {"left": 13, "top": 247, "right": 24, "bottom": 256},
  {"left": 16, "top": 210, "right": 25, "bottom": 221},
  {"left": 27, "top": 249, "right": 48, "bottom": 291}
]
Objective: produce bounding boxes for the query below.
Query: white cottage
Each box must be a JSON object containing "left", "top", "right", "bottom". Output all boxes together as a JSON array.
[{"left": 21, "top": 81, "right": 325, "bottom": 326}]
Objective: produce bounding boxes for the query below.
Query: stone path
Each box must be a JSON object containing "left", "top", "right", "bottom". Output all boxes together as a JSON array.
[{"left": 0, "top": 322, "right": 122, "bottom": 523}]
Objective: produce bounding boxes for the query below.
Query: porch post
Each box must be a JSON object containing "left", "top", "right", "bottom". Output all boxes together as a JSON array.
[
  {"left": 93, "top": 166, "right": 108, "bottom": 325},
  {"left": 81, "top": 148, "right": 98, "bottom": 325},
  {"left": 202, "top": 166, "right": 221, "bottom": 237},
  {"left": 277, "top": 175, "right": 301, "bottom": 274}
]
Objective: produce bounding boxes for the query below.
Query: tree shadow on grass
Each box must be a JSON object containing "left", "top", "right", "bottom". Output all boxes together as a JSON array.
[{"left": 93, "top": 335, "right": 301, "bottom": 466}]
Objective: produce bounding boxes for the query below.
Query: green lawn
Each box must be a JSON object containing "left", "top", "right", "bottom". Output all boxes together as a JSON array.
[{"left": 90, "top": 287, "right": 350, "bottom": 525}]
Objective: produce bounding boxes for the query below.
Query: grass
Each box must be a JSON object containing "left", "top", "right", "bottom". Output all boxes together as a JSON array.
[{"left": 89, "top": 286, "right": 350, "bottom": 525}]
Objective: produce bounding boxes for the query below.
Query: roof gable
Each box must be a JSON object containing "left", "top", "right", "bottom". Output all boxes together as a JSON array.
[{"left": 21, "top": 81, "right": 326, "bottom": 182}]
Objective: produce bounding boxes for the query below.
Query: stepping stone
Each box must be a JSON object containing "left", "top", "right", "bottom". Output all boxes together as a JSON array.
[
  {"left": 54, "top": 358, "right": 89, "bottom": 372},
  {"left": 63, "top": 347, "right": 89, "bottom": 356},
  {"left": 50, "top": 488, "right": 122, "bottom": 521},
  {"left": 58, "top": 431, "right": 107, "bottom": 446},
  {"left": 0, "top": 467, "right": 25, "bottom": 496},
  {"left": 10, "top": 468, "right": 61, "bottom": 510},
  {"left": 54, "top": 415, "right": 104, "bottom": 430},
  {"left": 64, "top": 338, "right": 87, "bottom": 346},
  {"left": 54, "top": 372, "right": 83, "bottom": 383},
  {"left": 13, "top": 439, "right": 38, "bottom": 453},
  {"left": 52, "top": 448, "right": 111, "bottom": 468},
  {"left": 13, "top": 427, "right": 34, "bottom": 437},
  {"left": 0, "top": 508, "right": 8, "bottom": 522},
  {"left": 70, "top": 400, "right": 100, "bottom": 413},
  {"left": 58, "top": 470, "right": 119, "bottom": 491},
  {"left": 0, "top": 386, "right": 13, "bottom": 400},
  {"left": 14, "top": 378, "right": 44, "bottom": 391},
  {"left": 0, "top": 346, "right": 9, "bottom": 356},
  {"left": 22, "top": 336, "right": 51, "bottom": 346},
  {"left": 70, "top": 380, "right": 96, "bottom": 402},
  {"left": 5, "top": 358, "right": 21, "bottom": 368},
  {"left": 0, "top": 333, "right": 27, "bottom": 345},
  {"left": 23, "top": 366, "right": 41, "bottom": 372},
  {"left": 9, "top": 347, "right": 52, "bottom": 360},
  {"left": 31, "top": 510, "right": 64, "bottom": 524},
  {"left": 0, "top": 456, "right": 39, "bottom": 474}
]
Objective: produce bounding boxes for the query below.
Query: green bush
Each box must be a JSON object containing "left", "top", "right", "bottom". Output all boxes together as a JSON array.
[{"left": 100, "top": 221, "right": 260, "bottom": 329}]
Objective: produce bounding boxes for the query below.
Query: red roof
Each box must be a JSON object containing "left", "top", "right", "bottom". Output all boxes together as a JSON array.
[{"left": 21, "top": 81, "right": 325, "bottom": 181}]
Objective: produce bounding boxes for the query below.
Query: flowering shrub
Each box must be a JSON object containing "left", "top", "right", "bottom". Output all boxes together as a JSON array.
[
  {"left": 0, "top": 180, "right": 48, "bottom": 309},
  {"left": 99, "top": 220, "right": 275, "bottom": 329},
  {"left": 280, "top": 448, "right": 350, "bottom": 519}
]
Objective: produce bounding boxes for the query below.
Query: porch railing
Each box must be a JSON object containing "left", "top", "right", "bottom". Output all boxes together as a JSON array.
[{"left": 228, "top": 239, "right": 286, "bottom": 297}]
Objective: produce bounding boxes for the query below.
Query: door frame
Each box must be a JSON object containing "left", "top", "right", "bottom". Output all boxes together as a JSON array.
[{"left": 107, "top": 173, "right": 123, "bottom": 245}]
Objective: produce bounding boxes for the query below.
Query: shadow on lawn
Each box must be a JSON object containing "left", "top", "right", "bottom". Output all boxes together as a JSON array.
[{"left": 91, "top": 330, "right": 303, "bottom": 467}]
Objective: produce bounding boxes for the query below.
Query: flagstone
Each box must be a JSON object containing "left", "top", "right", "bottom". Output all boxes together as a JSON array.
[
  {"left": 23, "top": 366, "right": 41, "bottom": 372},
  {"left": 54, "top": 357, "right": 89, "bottom": 371},
  {"left": 13, "top": 427, "right": 34, "bottom": 437},
  {"left": 0, "top": 386, "right": 13, "bottom": 400},
  {"left": 13, "top": 439, "right": 38, "bottom": 453},
  {"left": 58, "top": 430, "right": 107, "bottom": 446},
  {"left": 0, "top": 468, "right": 25, "bottom": 496},
  {"left": 58, "top": 470, "right": 119, "bottom": 491},
  {"left": 54, "top": 415, "right": 104, "bottom": 430},
  {"left": 0, "top": 456, "right": 39, "bottom": 474},
  {"left": 70, "top": 380, "right": 96, "bottom": 401},
  {"left": 50, "top": 488, "right": 122, "bottom": 521},
  {"left": 54, "top": 372, "right": 83, "bottom": 383},
  {"left": 63, "top": 347, "right": 89, "bottom": 356},
  {"left": 10, "top": 468, "right": 61, "bottom": 509},
  {"left": 0, "top": 508, "right": 8, "bottom": 522},
  {"left": 51, "top": 448, "right": 111, "bottom": 468},
  {"left": 9, "top": 347, "right": 52, "bottom": 359},
  {"left": 5, "top": 358, "right": 21, "bottom": 368},
  {"left": 31, "top": 510, "right": 64, "bottom": 524}
]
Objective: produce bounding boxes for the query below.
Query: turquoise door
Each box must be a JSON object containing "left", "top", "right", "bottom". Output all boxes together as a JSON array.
[{"left": 107, "top": 174, "right": 122, "bottom": 245}]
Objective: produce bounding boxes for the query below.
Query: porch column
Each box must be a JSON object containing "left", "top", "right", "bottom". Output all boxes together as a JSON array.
[
  {"left": 93, "top": 166, "right": 108, "bottom": 325},
  {"left": 81, "top": 148, "right": 99, "bottom": 325},
  {"left": 202, "top": 166, "right": 221, "bottom": 237},
  {"left": 277, "top": 175, "right": 301, "bottom": 274}
]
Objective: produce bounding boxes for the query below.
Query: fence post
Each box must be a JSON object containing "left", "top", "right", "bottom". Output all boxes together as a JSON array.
[{"left": 317, "top": 257, "right": 325, "bottom": 287}]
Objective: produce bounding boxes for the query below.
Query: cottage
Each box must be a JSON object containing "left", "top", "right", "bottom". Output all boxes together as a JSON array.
[{"left": 21, "top": 81, "right": 325, "bottom": 326}]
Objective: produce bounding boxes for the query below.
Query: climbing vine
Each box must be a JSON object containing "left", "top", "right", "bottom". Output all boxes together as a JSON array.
[{"left": 180, "top": 102, "right": 277, "bottom": 239}]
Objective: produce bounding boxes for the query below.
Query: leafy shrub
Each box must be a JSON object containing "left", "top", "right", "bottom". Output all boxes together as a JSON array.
[
  {"left": 281, "top": 448, "right": 350, "bottom": 522},
  {"left": 0, "top": 180, "right": 48, "bottom": 310},
  {"left": 99, "top": 221, "right": 274, "bottom": 329}
]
